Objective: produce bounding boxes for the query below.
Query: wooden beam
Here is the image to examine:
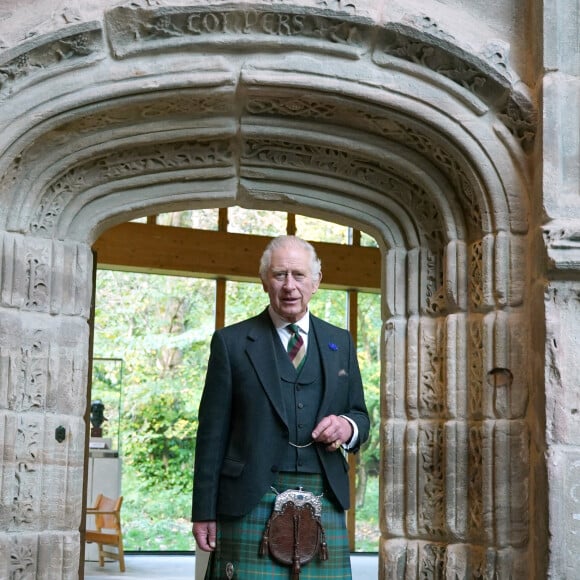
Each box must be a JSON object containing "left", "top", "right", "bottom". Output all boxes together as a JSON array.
[
  {"left": 93, "top": 223, "right": 381, "bottom": 292},
  {"left": 215, "top": 278, "right": 226, "bottom": 330},
  {"left": 347, "top": 289, "right": 358, "bottom": 551}
]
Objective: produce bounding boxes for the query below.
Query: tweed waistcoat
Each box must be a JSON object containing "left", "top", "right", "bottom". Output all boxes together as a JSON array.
[{"left": 275, "top": 329, "right": 323, "bottom": 473}]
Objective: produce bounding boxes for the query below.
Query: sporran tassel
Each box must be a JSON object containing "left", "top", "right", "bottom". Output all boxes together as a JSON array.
[{"left": 319, "top": 524, "right": 329, "bottom": 561}]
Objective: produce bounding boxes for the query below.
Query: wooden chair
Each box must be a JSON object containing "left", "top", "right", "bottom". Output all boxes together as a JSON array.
[{"left": 85, "top": 494, "right": 126, "bottom": 572}]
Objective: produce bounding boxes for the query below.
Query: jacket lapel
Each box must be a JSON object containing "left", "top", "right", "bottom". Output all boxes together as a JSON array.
[
  {"left": 310, "top": 315, "right": 341, "bottom": 421},
  {"left": 245, "top": 310, "right": 288, "bottom": 427}
]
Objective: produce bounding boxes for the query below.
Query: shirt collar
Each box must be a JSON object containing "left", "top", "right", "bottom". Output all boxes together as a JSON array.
[{"left": 268, "top": 306, "right": 310, "bottom": 334}]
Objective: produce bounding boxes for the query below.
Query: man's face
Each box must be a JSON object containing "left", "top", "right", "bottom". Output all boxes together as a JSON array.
[{"left": 262, "top": 243, "right": 321, "bottom": 322}]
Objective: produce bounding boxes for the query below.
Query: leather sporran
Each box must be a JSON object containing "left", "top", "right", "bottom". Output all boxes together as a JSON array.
[{"left": 260, "top": 487, "right": 328, "bottom": 579}]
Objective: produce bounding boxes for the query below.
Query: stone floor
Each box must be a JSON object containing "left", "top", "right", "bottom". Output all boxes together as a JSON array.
[{"left": 84, "top": 553, "right": 379, "bottom": 579}]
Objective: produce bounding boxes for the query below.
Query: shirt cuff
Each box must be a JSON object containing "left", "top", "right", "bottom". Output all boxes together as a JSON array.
[{"left": 339, "top": 415, "right": 359, "bottom": 450}]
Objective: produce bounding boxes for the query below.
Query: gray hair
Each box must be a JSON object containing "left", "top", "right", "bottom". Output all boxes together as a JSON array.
[{"left": 259, "top": 235, "right": 322, "bottom": 281}]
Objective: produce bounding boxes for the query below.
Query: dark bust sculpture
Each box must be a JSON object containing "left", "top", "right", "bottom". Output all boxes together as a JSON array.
[{"left": 90, "top": 400, "right": 107, "bottom": 438}]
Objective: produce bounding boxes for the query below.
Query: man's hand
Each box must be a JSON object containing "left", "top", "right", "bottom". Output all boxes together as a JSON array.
[
  {"left": 312, "top": 415, "right": 354, "bottom": 451},
  {"left": 193, "top": 521, "right": 217, "bottom": 551}
]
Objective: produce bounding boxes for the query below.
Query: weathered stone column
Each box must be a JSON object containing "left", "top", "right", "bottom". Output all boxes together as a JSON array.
[
  {"left": 542, "top": 0, "right": 580, "bottom": 577},
  {"left": 0, "top": 232, "right": 93, "bottom": 579}
]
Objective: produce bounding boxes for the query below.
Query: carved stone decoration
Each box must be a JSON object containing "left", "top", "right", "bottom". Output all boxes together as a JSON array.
[
  {"left": 0, "top": 409, "right": 84, "bottom": 576},
  {"left": 0, "top": 532, "right": 80, "bottom": 580},
  {"left": 418, "top": 318, "right": 446, "bottom": 418},
  {"left": 0, "top": 233, "right": 92, "bottom": 317},
  {"left": 7, "top": 534, "right": 37, "bottom": 579},
  {"left": 12, "top": 413, "right": 40, "bottom": 529},
  {"left": 57, "top": 92, "right": 233, "bottom": 136},
  {"left": 244, "top": 91, "right": 484, "bottom": 237},
  {"left": 0, "top": 313, "right": 89, "bottom": 417},
  {"left": 468, "top": 240, "right": 485, "bottom": 310},
  {"left": 373, "top": 22, "right": 536, "bottom": 151},
  {"left": 426, "top": 284, "right": 447, "bottom": 315},
  {"left": 468, "top": 422, "right": 484, "bottom": 538},
  {"left": 543, "top": 221, "right": 580, "bottom": 273},
  {"left": 418, "top": 422, "right": 447, "bottom": 538},
  {"left": 0, "top": 22, "right": 103, "bottom": 98},
  {"left": 10, "top": 334, "right": 47, "bottom": 414},
  {"left": 99, "top": 3, "right": 535, "bottom": 150},
  {"left": 382, "top": 539, "right": 531, "bottom": 577},
  {"left": 420, "top": 542, "right": 447, "bottom": 577},
  {"left": 468, "top": 315, "right": 485, "bottom": 419},
  {"left": 29, "top": 139, "right": 235, "bottom": 236},
  {"left": 242, "top": 137, "right": 447, "bottom": 254}
]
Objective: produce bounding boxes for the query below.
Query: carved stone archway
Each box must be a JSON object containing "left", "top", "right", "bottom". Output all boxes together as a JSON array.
[{"left": 0, "top": 2, "right": 541, "bottom": 578}]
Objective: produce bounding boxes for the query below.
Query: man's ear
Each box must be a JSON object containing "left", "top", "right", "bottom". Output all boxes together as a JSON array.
[{"left": 313, "top": 273, "right": 322, "bottom": 293}]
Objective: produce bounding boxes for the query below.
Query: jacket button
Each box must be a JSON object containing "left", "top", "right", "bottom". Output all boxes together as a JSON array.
[{"left": 271, "top": 465, "right": 279, "bottom": 473}]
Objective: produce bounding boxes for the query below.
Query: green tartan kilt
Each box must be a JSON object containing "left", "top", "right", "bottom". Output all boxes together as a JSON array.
[{"left": 205, "top": 472, "right": 352, "bottom": 580}]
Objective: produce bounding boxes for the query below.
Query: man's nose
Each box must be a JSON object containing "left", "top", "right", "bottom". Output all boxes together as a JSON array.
[{"left": 282, "top": 274, "right": 297, "bottom": 287}]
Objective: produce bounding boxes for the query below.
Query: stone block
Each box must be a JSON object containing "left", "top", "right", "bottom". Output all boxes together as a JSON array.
[
  {"left": 0, "top": 410, "right": 86, "bottom": 532},
  {"left": 0, "top": 232, "right": 93, "bottom": 318},
  {"left": 0, "top": 309, "right": 89, "bottom": 416},
  {"left": 547, "top": 447, "right": 580, "bottom": 578},
  {"left": 545, "top": 283, "right": 580, "bottom": 445}
]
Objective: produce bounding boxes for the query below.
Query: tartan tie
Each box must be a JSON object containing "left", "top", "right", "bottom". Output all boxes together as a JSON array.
[{"left": 287, "top": 324, "right": 306, "bottom": 371}]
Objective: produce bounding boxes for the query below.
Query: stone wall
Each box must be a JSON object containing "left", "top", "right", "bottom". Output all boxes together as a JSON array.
[{"left": 0, "top": 1, "right": 576, "bottom": 578}]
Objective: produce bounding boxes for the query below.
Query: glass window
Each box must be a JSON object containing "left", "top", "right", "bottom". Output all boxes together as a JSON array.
[
  {"left": 360, "top": 231, "right": 379, "bottom": 247},
  {"left": 227, "top": 207, "right": 287, "bottom": 236},
  {"left": 156, "top": 209, "right": 219, "bottom": 230},
  {"left": 295, "top": 215, "right": 349, "bottom": 244},
  {"left": 225, "top": 280, "right": 266, "bottom": 326}
]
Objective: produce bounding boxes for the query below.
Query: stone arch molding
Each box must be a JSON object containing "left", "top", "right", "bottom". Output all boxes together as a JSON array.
[{"left": 0, "top": 2, "right": 535, "bottom": 578}]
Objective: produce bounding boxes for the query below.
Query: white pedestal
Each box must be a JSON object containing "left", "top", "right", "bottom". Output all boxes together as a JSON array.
[{"left": 85, "top": 444, "right": 122, "bottom": 562}]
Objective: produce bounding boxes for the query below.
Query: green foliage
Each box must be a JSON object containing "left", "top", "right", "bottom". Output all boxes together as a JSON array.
[
  {"left": 121, "top": 469, "right": 196, "bottom": 551},
  {"left": 356, "top": 293, "right": 381, "bottom": 472},
  {"left": 122, "top": 380, "right": 200, "bottom": 492},
  {"left": 93, "top": 271, "right": 214, "bottom": 493},
  {"left": 354, "top": 476, "right": 381, "bottom": 552}
]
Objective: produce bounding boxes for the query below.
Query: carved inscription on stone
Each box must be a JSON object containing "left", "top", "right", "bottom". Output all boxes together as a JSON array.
[{"left": 106, "top": 6, "right": 366, "bottom": 58}]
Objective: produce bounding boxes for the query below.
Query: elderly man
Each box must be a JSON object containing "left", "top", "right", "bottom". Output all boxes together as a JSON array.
[{"left": 192, "top": 235, "right": 370, "bottom": 579}]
